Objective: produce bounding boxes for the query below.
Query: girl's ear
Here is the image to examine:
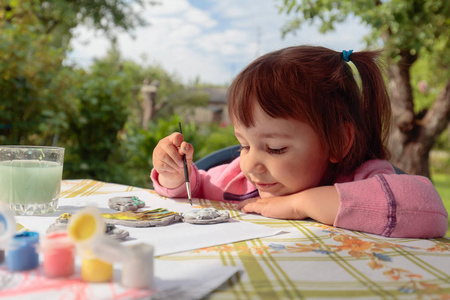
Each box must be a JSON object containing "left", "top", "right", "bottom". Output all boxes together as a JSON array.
[{"left": 330, "top": 123, "right": 354, "bottom": 163}]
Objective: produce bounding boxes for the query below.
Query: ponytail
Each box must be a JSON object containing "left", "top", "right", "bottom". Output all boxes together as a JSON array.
[{"left": 346, "top": 50, "right": 391, "bottom": 161}]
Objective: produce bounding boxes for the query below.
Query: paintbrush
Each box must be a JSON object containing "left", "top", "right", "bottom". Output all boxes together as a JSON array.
[{"left": 178, "top": 122, "right": 192, "bottom": 205}]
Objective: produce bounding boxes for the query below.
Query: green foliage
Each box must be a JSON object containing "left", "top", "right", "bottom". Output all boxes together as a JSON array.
[
  {"left": 434, "top": 130, "right": 450, "bottom": 151},
  {"left": 0, "top": 0, "right": 156, "bottom": 145},
  {"left": 411, "top": 48, "right": 447, "bottom": 108},
  {"left": 430, "top": 151, "right": 450, "bottom": 237},
  {"left": 409, "top": 41, "right": 449, "bottom": 152},
  {"left": 1, "top": 0, "right": 162, "bottom": 185},
  {"left": 431, "top": 171, "right": 450, "bottom": 237},
  {"left": 126, "top": 116, "right": 184, "bottom": 169},
  {"left": 0, "top": 1, "right": 68, "bottom": 145},
  {"left": 2, "top": 0, "right": 151, "bottom": 46},
  {"left": 279, "top": 0, "right": 450, "bottom": 69},
  {"left": 62, "top": 59, "right": 132, "bottom": 181},
  {"left": 192, "top": 124, "right": 238, "bottom": 160}
]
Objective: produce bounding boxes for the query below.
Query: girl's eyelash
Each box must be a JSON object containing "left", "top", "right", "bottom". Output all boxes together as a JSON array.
[
  {"left": 268, "top": 147, "right": 286, "bottom": 154},
  {"left": 239, "top": 145, "right": 286, "bottom": 154}
]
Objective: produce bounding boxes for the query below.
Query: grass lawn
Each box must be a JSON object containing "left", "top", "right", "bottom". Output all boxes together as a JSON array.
[
  {"left": 432, "top": 172, "right": 450, "bottom": 237},
  {"left": 430, "top": 150, "right": 450, "bottom": 237}
]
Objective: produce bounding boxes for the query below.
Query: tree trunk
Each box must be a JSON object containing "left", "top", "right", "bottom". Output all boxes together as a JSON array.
[
  {"left": 140, "top": 79, "right": 160, "bottom": 131},
  {"left": 388, "top": 51, "right": 450, "bottom": 176}
]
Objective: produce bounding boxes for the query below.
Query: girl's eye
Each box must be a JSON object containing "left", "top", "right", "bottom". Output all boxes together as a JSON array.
[
  {"left": 268, "top": 147, "right": 286, "bottom": 154},
  {"left": 239, "top": 145, "right": 250, "bottom": 152}
]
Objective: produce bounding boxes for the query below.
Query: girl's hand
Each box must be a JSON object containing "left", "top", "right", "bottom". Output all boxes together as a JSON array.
[
  {"left": 236, "top": 195, "right": 308, "bottom": 220},
  {"left": 236, "top": 186, "right": 340, "bottom": 225},
  {"left": 152, "top": 132, "right": 194, "bottom": 189}
]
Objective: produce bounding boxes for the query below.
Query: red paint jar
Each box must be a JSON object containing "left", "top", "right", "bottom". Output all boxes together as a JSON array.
[{"left": 40, "top": 231, "right": 75, "bottom": 278}]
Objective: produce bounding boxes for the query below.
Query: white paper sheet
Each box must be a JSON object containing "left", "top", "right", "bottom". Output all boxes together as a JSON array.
[
  {"left": 152, "top": 260, "right": 240, "bottom": 300},
  {"left": 15, "top": 191, "right": 283, "bottom": 256}
]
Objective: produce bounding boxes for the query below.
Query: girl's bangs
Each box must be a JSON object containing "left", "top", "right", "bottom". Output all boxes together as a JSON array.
[{"left": 227, "top": 73, "right": 258, "bottom": 127}]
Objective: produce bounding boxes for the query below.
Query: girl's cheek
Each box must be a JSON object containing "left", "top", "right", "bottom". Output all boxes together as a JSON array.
[
  {"left": 239, "top": 153, "right": 246, "bottom": 169},
  {"left": 239, "top": 157, "right": 250, "bottom": 178}
]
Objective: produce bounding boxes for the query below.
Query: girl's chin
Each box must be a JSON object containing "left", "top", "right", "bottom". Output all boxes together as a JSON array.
[{"left": 259, "top": 188, "right": 303, "bottom": 199}]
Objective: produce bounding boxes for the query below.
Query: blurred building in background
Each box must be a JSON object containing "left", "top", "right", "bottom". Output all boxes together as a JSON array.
[{"left": 193, "top": 87, "right": 230, "bottom": 125}]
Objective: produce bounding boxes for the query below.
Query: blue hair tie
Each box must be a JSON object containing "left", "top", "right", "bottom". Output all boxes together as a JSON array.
[{"left": 342, "top": 50, "right": 353, "bottom": 62}]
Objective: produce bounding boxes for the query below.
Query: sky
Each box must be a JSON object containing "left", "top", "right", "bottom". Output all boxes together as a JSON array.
[{"left": 68, "top": 0, "right": 370, "bottom": 86}]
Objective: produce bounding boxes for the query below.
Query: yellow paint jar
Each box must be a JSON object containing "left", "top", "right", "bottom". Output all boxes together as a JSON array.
[
  {"left": 68, "top": 206, "right": 114, "bottom": 282},
  {"left": 81, "top": 256, "right": 113, "bottom": 282}
]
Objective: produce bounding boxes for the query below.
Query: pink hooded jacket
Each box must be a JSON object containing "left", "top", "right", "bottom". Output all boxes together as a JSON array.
[{"left": 151, "top": 158, "right": 448, "bottom": 238}]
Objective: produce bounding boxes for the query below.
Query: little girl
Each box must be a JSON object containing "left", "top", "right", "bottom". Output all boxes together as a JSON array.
[{"left": 151, "top": 45, "right": 448, "bottom": 238}]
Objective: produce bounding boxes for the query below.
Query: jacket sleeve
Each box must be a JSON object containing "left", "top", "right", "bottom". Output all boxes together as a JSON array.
[
  {"left": 334, "top": 161, "right": 448, "bottom": 238},
  {"left": 150, "top": 165, "right": 201, "bottom": 199}
]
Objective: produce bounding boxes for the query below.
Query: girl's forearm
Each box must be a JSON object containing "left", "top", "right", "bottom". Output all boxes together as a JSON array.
[{"left": 294, "top": 186, "right": 340, "bottom": 225}]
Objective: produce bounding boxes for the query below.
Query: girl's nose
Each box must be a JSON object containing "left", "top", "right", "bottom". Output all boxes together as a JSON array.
[{"left": 242, "top": 150, "right": 266, "bottom": 174}]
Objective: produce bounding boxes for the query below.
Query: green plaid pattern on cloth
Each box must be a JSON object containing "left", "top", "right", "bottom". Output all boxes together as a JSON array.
[{"left": 62, "top": 180, "right": 450, "bottom": 299}]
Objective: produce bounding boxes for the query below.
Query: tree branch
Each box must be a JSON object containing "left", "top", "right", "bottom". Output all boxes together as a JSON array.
[{"left": 421, "top": 80, "right": 450, "bottom": 146}]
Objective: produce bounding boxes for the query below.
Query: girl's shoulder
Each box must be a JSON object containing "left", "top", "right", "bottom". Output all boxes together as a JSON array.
[
  {"left": 355, "top": 159, "right": 397, "bottom": 179},
  {"left": 335, "top": 159, "right": 396, "bottom": 183}
]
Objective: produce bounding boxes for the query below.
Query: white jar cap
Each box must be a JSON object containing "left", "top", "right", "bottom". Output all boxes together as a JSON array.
[{"left": 0, "top": 202, "right": 16, "bottom": 249}]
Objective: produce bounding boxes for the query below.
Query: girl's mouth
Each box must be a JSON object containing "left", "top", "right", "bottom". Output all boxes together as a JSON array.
[{"left": 254, "top": 182, "right": 278, "bottom": 191}]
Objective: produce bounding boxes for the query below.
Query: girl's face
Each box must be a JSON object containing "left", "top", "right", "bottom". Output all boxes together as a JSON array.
[{"left": 234, "top": 105, "right": 331, "bottom": 198}]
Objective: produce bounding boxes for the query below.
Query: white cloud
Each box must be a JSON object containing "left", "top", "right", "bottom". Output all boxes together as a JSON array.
[
  {"left": 184, "top": 9, "right": 217, "bottom": 28},
  {"left": 196, "top": 29, "right": 250, "bottom": 55},
  {"left": 67, "top": 0, "right": 370, "bottom": 85},
  {"left": 145, "top": 0, "right": 189, "bottom": 15}
]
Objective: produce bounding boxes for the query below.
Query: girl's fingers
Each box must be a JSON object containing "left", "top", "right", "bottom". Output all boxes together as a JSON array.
[
  {"left": 235, "top": 198, "right": 258, "bottom": 210},
  {"left": 153, "top": 157, "right": 182, "bottom": 173},
  {"left": 179, "top": 142, "right": 194, "bottom": 161},
  {"left": 154, "top": 135, "right": 184, "bottom": 171},
  {"left": 153, "top": 132, "right": 195, "bottom": 175}
]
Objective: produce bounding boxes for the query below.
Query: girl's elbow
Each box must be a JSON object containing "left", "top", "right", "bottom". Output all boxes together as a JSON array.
[{"left": 390, "top": 212, "right": 448, "bottom": 239}]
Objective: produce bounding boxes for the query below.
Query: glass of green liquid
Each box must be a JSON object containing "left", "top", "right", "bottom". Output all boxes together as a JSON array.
[{"left": 0, "top": 146, "right": 64, "bottom": 215}]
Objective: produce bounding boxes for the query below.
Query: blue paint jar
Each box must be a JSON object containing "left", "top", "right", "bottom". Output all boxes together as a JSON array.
[{"left": 6, "top": 231, "right": 40, "bottom": 271}]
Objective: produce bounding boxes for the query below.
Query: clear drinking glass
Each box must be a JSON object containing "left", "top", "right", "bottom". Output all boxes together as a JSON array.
[{"left": 0, "top": 146, "right": 64, "bottom": 215}]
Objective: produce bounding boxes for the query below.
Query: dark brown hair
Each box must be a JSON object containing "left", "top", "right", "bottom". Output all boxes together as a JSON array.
[{"left": 228, "top": 45, "right": 391, "bottom": 176}]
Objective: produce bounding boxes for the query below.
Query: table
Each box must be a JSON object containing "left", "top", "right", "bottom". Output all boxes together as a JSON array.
[{"left": 2, "top": 179, "right": 450, "bottom": 299}]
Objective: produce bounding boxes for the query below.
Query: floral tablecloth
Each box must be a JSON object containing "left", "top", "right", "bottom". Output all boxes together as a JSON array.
[{"left": 4, "top": 179, "right": 450, "bottom": 299}]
